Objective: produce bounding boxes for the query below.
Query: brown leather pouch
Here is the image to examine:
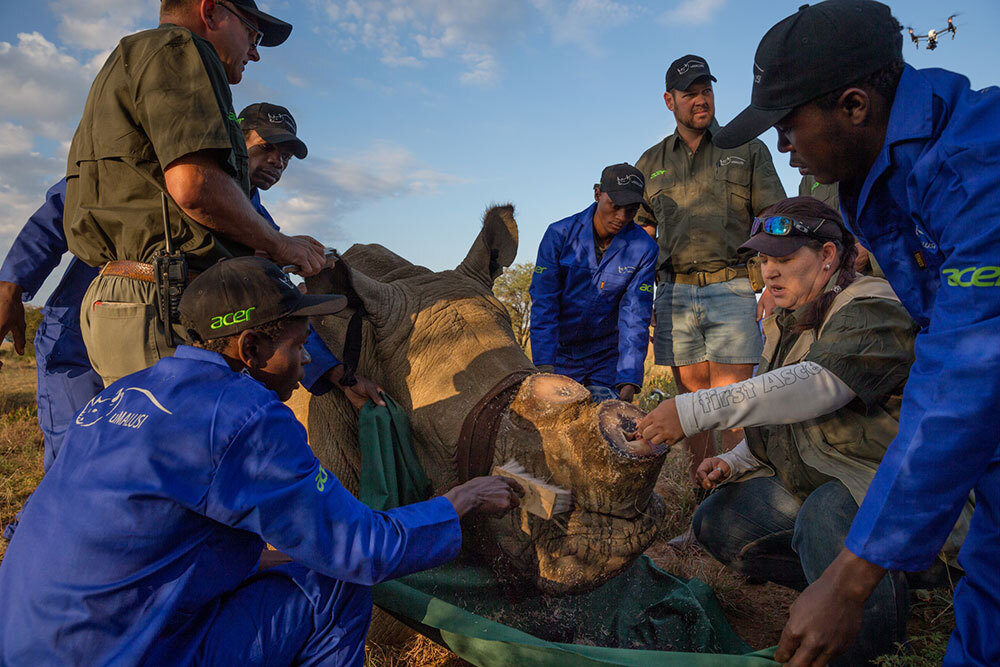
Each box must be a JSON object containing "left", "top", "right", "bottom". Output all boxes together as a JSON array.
[{"left": 747, "top": 257, "right": 765, "bottom": 292}]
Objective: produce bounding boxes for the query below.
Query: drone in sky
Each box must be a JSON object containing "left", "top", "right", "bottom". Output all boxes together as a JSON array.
[{"left": 907, "top": 15, "right": 960, "bottom": 50}]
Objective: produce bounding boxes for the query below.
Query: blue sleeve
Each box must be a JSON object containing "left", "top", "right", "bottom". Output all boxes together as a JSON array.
[
  {"left": 0, "top": 180, "right": 68, "bottom": 301},
  {"left": 301, "top": 327, "right": 341, "bottom": 395},
  {"left": 846, "top": 148, "right": 1000, "bottom": 571},
  {"left": 251, "top": 194, "right": 343, "bottom": 393},
  {"left": 250, "top": 191, "right": 278, "bottom": 230},
  {"left": 205, "top": 401, "right": 462, "bottom": 584},
  {"left": 528, "top": 225, "right": 566, "bottom": 366},
  {"left": 614, "top": 241, "right": 656, "bottom": 387}
]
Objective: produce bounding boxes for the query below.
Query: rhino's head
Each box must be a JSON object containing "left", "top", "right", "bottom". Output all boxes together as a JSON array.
[{"left": 301, "top": 205, "right": 665, "bottom": 594}]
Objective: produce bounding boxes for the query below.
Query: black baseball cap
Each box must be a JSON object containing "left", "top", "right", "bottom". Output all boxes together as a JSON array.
[
  {"left": 714, "top": 0, "right": 902, "bottom": 149},
  {"left": 239, "top": 103, "right": 307, "bottom": 159},
  {"left": 665, "top": 55, "right": 717, "bottom": 92},
  {"left": 228, "top": 0, "right": 292, "bottom": 48},
  {"left": 739, "top": 215, "right": 844, "bottom": 257},
  {"left": 179, "top": 256, "right": 346, "bottom": 342},
  {"left": 599, "top": 163, "right": 645, "bottom": 207}
]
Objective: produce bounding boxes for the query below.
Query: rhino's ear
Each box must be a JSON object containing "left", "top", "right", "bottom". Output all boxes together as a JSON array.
[
  {"left": 456, "top": 204, "right": 518, "bottom": 288},
  {"left": 303, "top": 259, "right": 397, "bottom": 327}
]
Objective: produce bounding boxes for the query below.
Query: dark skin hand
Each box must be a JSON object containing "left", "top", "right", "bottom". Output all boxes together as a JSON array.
[
  {"left": 618, "top": 384, "right": 637, "bottom": 403},
  {"left": 775, "top": 548, "right": 886, "bottom": 666},
  {"left": 0, "top": 281, "right": 26, "bottom": 369},
  {"left": 326, "top": 364, "right": 386, "bottom": 409},
  {"left": 444, "top": 476, "right": 523, "bottom": 518}
]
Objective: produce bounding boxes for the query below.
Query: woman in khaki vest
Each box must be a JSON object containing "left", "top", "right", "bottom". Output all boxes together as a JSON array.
[{"left": 635, "top": 196, "right": 967, "bottom": 666}]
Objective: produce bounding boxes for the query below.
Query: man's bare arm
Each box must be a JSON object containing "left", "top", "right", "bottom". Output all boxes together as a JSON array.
[{"left": 164, "top": 152, "right": 326, "bottom": 276}]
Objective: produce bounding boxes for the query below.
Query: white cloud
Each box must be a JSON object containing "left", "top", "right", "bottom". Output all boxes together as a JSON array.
[
  {"left": 317, "top": 0, "right": 529, "bottom": 84},
  {"left": 661, "top": 0, "right": 728, "bottom": 26},
  {"left": 49, "top": 0, "right": 154, "bottom": 51},
  {"left": 0, "top": 32, "right": 97, "bottom": 138},
  {"left": 534, "top": 0, "right": 634, "bottom": 49},
  {"left": 261, "top": 141, "right": 465, "bottom": 238}
]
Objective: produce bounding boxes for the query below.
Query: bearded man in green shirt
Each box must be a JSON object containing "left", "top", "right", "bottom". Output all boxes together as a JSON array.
[{"left": 636, "top": 55, "right": 786, "bottom": 496}]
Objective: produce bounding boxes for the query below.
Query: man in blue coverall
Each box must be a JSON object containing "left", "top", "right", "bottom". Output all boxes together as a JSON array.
[
  {"left": 529, "top": 163, "right": 657, "bottom": 402},
  {"left": 0, "top": 102, "right": 380, "bottom": 538},
  {"left": 714, "top": 1, "right": 1000, "bottom": 664},
  {"left": 0, "top": 256, "right": 520, "bottom": 665}
]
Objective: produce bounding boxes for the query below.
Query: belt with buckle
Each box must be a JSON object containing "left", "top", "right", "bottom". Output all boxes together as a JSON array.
[{"left": 662, "top": 266, "right": 749, "bottom": 286}]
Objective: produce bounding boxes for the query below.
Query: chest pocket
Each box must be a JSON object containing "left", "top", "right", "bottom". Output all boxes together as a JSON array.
[
  {"left": 646, "top": 171, "right": 678, "bottom": 223},
  {"left": 716, "top": 159, "right": 752, "bottom": 218},
  {"left": 593, "top": 273, "right": 629, "bottom": 304}
]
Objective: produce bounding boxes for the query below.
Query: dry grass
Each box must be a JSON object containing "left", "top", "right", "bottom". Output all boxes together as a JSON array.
[
  {"left": 0, "top": 346, "right": 44, "bottom": 562},
  {"left": 366, "top": 635, "right": 469, "bottom": 667}
]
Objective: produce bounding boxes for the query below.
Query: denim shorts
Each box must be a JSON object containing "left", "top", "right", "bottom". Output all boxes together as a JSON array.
[{"left": 652, "top": 277, "right": 763, "bottom": 366}]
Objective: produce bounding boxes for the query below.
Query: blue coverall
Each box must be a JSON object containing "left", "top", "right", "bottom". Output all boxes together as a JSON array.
[
  {"left": 0, "top": 345, "right": 461, "bottom": 665},
  {"left": 839, "top": 65, "right": 1000, "bottom": 666},
  {"left": 529, "top": 203, "right": 657, "bottom": 390},
  {"left": 0, "top": 181, "right": 340, "bottom": 471}
]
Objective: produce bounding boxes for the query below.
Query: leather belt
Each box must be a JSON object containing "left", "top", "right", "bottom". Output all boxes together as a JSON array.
[
  {"left": 100, "top": 260, "right": 200, "bottom": 283},
  {"left": 662, "top": 266, "right": 748, "bottom": 287},
  {"left": 100, "top": 260, "right": 155, "bottom": 283},
  {"left": 455, "top": 369, "right": 532, "bottom": 483}
]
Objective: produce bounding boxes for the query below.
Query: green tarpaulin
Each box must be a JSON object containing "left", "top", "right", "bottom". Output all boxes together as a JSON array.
[{"left": 358, "top": 398, "right": 778, "bottom": 665}]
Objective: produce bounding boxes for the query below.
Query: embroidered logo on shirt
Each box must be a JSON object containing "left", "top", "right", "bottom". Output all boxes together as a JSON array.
[
  {"left": 227, "top": 111, "right": 244, "bottom": 124},
  {"left": 534, "top": 266, "right": 548, "bottom": 274},
  {"left": 718, "top": 156, "right": 746, "bottom": 167},
  {"left": 76, "top": 387, "right": 173, "bottom": 428},
  {"left": 618, "top": 265, "right": 636, "bottom": 274},
  {"left": 315, "top": 467, "right": 330, "bottom": 492},
  {"left": 941, "top": 266, "right": 1000, "bottom": 287},
  {"left": 650, "top": 170, "right": 667, "bottom": 180},
  {"left": 639, "top": 283, "right": 654, "bottom": 293}
]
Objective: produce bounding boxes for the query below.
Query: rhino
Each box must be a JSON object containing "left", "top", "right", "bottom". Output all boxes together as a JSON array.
[{"left": 289, "top": 205, "right": 666, "bottom": 595}]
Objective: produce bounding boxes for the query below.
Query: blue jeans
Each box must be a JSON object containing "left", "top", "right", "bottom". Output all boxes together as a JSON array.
[
  {"left": 693, "top": 478, "right": 948, "bottom": 665},
  {"left": 586, "top": 384, "right": 619, "bottom": 402},
  {"left": 653, "top": 278, "right": 763, "bottom": 366}
]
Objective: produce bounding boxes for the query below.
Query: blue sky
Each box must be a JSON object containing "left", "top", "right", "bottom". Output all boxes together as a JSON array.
[{"left": 2, "top": 0, "right": 998, "bottom": 303}]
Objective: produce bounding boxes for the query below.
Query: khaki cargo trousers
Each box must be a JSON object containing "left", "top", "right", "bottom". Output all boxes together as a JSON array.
[{"left": 80, "top": 273, "right": 176, "bottom": 387}]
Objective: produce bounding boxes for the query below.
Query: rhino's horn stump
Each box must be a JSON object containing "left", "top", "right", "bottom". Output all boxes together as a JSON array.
[{"left": 512, "top": 373, "right": 590, "bottom": 428}]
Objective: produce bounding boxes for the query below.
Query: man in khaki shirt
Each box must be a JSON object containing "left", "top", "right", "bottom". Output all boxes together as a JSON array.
[
  {"left": 64, "top": 0, "right": 328, "bottom": 386},
  {"left": 636, "top": 55, "right": 785, "bottom": 488}
]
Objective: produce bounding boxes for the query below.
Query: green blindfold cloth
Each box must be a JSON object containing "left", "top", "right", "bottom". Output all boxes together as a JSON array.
[{"left": 357, "top": 396, "right": 778, "bottom": 665}]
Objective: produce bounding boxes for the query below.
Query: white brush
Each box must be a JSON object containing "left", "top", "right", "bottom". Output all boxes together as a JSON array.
[{"left": 492, "top": 459, "right": 573, "bottom": 519}]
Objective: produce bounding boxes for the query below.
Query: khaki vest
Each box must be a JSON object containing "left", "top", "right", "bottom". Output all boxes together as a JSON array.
[{"left": 744, "top": 277, "right": 970, "bottom": 566}]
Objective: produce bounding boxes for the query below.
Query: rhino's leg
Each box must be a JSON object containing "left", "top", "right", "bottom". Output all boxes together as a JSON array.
[{"left": 480, "top": 374, "right": 667, "bottom": 595}]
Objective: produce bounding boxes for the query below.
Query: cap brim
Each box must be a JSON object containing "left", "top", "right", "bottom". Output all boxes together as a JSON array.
[
  {"left": 713, "top": 104, "right": 792, "bottom": 149},
  {"left": 291, "top": 294, "right": 348, "bottom": 318},
  {"left": 669, "top": 73, "right": 717, "bottom": 91},
  {"left": 255, "top": 127, "right": 308, "bottom": 159},
  {"left": 241, "top": 6, "right": 292, "bottom": 47},
  {"left": 739, "top": 232, "right": 811, "bottom": 257},
  {"left": 607, "top": 190, "right": 645, "bottom": 207}
]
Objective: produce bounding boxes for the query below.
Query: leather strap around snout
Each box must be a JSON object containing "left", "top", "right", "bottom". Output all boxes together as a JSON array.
[{"left": 456, "top": 370, "right": 532, "bottom": 482}]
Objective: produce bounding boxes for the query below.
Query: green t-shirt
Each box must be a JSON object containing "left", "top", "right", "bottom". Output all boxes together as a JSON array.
[
  {"left": 635, "top": 120, "right": 786, "bottom": 275},
  {"left": 64, "top": 24, "right": 252, "bottom": 272},
  {"left": 751, "top": 295, "right": 917, "bottom": 500}
]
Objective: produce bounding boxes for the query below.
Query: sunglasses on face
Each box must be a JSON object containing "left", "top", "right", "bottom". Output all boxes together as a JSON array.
[
  {"left": 752, "top": 214, "right": 833, "bottom": 239},
  {"left": 218, "top": 2, "right": 263, "bottom": 49}
]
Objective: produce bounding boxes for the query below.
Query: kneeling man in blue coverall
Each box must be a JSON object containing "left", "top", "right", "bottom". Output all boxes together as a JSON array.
[
  {"left": 529, "top": 163, "right": 658, "bottom": 402},
  {"left": 0, "top": 256, "right": 520, "bottom": 665}
]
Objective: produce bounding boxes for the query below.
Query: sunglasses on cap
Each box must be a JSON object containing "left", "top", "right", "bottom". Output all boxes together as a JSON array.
[{"left": 752, "top": 215, "right": 838, "bottom": 240}]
